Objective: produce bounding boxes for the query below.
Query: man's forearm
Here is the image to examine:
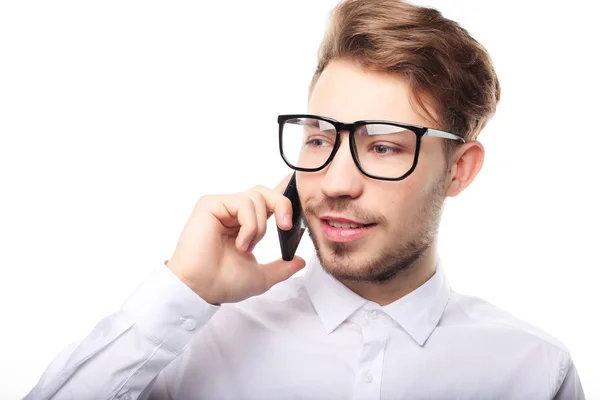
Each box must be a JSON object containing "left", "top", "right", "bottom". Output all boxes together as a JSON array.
[{"left": 24, "top": 262, "right": 220, "bottom": 400}]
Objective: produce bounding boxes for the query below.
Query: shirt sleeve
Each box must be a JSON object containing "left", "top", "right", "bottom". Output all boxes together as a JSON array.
[
  {"left": 552, "top": 354, "right": 586, "bottom": 400},
  {"left": 23, "top": 261, "right": 220, "bottom": 400}
]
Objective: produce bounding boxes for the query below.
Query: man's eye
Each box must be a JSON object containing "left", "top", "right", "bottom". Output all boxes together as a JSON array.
[
  {"left": 306, "top": 137, "right": 332, "bottom": 147},
  {"left": 372, "top": 144, "right": 400, "bottom": 154}
]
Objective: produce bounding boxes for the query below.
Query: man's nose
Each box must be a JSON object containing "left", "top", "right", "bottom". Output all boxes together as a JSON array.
[{"left": 320, "top": 133, "right": 364, "bottom": 199}]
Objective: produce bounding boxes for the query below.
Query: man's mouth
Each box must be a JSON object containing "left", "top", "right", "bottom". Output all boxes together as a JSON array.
[
  {"left": 325, "top": 220, "right": 372, "bottom": 229},
  {"left": 319, "top": 216, "right": 376, "bottom": 243}
]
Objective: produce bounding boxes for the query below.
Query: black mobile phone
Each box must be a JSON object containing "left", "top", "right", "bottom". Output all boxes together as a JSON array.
[{"left": 277, "top": 172, "right": 306, "bottom": 261}]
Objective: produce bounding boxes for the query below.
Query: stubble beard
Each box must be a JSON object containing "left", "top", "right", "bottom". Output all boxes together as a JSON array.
[{"left": 303, "top": 174, "right": 447, "bottom": 284}]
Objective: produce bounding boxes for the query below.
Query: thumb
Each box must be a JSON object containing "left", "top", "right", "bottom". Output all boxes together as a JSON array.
[{"left": 261, "top": 256, "right": 306, "bottom": 289}]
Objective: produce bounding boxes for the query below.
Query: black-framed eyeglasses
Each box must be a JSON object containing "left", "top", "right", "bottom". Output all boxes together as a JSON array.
[{"left": 278, "top": 114, "right": 465, "bottom": 181}]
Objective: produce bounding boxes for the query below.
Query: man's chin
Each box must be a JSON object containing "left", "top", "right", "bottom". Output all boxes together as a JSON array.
[
  {"left": 314, "top": 234, "right": 362, "bottom": 259},
  {"left": 313, "top": 238, "right": 374, "bottom": 277},
  {"left": 311, "top": 233, "right": 430, "bottom": 284},
  {"left": 306, "top": 222, "right": 383, "bottom": 277},
  {"left": 318, "top": 253, "right": 379, "bottom": 282}
]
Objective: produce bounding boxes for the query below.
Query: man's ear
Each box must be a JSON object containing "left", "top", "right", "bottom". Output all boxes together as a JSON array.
[{"left": 446, "top": 140, "right": 485, "bottom": 197}]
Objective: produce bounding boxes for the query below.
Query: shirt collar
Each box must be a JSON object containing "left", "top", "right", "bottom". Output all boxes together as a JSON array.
[{"left": 304, "top": 252, "right": 451, "bottom": 346}]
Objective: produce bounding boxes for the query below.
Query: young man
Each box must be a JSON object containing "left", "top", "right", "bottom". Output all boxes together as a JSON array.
[{"left": 26, "top": 0, "right": 585, "bottom": 399}]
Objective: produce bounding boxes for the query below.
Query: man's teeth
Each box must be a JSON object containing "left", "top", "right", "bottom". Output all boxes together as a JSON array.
[{"left": 327, "top": 220, "right": 365, "bottom": 229}]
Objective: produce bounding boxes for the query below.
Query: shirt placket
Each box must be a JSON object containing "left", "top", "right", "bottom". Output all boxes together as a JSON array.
[{"left": 352, "top": 309, "right": 389, "bottom": 400}]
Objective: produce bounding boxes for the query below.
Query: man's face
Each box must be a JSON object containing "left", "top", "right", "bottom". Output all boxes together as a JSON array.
[{"left": 298, "top": 58, "right": 450, "bottom": 283}]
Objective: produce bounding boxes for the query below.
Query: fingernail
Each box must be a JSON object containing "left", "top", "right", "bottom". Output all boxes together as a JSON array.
[
  {"left": 284, "top": 214, "right": 291, "bottom": 227},
  {"left": 241, "top": 240, "right": 250, "bottom": 252}
]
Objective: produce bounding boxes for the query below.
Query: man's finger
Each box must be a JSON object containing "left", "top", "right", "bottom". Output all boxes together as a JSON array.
[
  {"left": 221, "top": 196, "right": 259, "bottom": 252},
  {"left": 244, "top": 192, "right": 268, "bottom": 252},
  {"left": 274, "top": 173, "right": 293, "bottom": 194},
  {"left": 250, "top": 185, "right": 292, "bottom": 230}
]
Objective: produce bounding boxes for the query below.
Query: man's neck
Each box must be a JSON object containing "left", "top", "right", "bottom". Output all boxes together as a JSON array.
[{"left": 341, "top": 246, "right": 438, "bottom": 306}]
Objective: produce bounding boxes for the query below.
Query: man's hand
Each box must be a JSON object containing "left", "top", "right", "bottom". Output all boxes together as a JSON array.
[{"left": 166, "top": 174, "right": 306, "bottom": 304}]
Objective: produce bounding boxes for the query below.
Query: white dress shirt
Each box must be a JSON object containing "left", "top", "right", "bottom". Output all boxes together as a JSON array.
[{"left": 25, "top": 254, "right": 585, "bottom": 400}]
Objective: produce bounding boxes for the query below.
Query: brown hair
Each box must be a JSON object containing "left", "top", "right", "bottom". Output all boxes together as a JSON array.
[{"left": 310, "top": 0, "right": 500, "bottom": 146}]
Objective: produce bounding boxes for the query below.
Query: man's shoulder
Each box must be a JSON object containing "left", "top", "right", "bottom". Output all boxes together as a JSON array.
[
  {"left": 426, "top": 291, "right": 579, "bottom": 398},
  {"left": 445, "top": 290, "right": 570, "bottom": 353}
]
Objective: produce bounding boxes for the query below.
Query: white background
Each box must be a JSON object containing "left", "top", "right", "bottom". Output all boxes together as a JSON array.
[{"left": 1, "top": 0, "right": 598, "bottom": 398}]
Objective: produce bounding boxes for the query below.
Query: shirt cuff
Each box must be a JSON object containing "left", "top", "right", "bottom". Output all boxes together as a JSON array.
[{"left": 121, "top": 260, "right": 221, "bottom": 355}]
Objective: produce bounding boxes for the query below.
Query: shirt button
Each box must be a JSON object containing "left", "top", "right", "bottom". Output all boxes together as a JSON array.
[
  {"left": 181, "top": 318, "right": 196, "bottom": 331},
  {"left": 364, "top": 371, "right": 374, "bottom": 383},
  {"left": 119, "top": 394, "right": 132, "bottom": 400},
  {"left": 365, "top": 310, "right": 377, "bottom": 320}
]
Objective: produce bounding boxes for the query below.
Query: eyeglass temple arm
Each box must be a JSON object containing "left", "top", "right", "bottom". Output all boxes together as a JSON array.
[{"left": 425, "top": 128, "right": 466, "bottom": 143}]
